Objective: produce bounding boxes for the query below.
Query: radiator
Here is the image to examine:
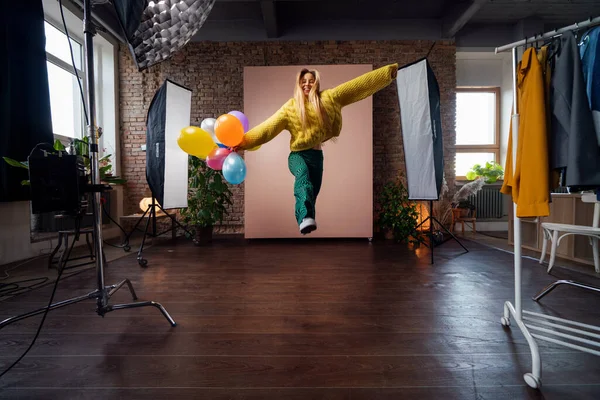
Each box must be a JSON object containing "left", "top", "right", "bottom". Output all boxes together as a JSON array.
[{"left": 468, "top": 186, "right": 505, "bottom": 219}]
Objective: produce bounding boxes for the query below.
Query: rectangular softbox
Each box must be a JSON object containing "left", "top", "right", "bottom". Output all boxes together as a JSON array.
[
  {"left": 146, "top": 79, "right": 192, "bottom": 209},
  {"left": 396, "top": 58, "right": 444, "bottom": 201}
]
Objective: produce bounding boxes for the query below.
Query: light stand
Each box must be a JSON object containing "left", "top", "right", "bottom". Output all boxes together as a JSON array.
[
  {"left": 123, "top": 197, "right": 193, "bottom": 267},
  {"left": 413, "top": 200, "right": 468, "bottom": 264},
  {"left": 0, "top": 0, "right": 175, "bottom": 330}
]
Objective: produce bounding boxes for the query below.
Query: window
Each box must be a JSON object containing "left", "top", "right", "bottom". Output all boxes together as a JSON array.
[
  {"left": 455, "top": 87, "right": 500, "bottom": 180},
  {"left": 44, "top": 20, "right": 85, "bottom": 139}
]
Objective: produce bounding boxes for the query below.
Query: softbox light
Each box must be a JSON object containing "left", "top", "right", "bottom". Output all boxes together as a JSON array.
[
  {"left": 146, "top": 79, "right": 192, "bottom": 209},
  {"left": 113, "top": 0, "right": 216, "bottom": 71},
  {"left": 396, "top": 58, "right": 444, "bottom": 201}
]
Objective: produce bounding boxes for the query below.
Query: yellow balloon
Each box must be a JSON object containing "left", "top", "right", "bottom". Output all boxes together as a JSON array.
[{"left": 177, "top": 126, "right": 217, "bottom": 159}]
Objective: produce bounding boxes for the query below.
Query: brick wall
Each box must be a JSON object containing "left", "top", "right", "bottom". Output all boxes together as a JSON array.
[{"left": 118, "top": 40, "right": 456, "bottom": 233}]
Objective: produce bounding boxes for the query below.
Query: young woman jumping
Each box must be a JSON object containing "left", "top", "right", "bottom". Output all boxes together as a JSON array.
[{"left": 237, "top": 64, "right": 398, "bottom": 234}]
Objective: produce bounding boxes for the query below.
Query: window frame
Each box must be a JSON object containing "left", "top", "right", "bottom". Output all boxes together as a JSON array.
[
  {"left": 44, "top": 18, "right": 86, "bottom": 140},
  {"left": 455, "top": 86, "right": 501, "bottom": 181}
]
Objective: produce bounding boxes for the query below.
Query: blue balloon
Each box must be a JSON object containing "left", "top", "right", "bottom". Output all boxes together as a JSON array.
[
  {"left": 222, "top": 152, "right": 246, "bottom": 185},
  {"left": 217, "top": 143, "right": 228, "bottom": 148}
]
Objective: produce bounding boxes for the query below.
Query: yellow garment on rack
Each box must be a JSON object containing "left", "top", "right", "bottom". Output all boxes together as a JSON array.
[
  {"left": 238, "top": 64, "right": 398, "bottom": 151},
  {"left": 501, "top": 48, "right": 550, "bottom": 218}
]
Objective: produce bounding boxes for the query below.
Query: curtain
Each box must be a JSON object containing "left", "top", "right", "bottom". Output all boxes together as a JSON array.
[{"left": 0, "top": 0, "right": 54, "bottom": 202}]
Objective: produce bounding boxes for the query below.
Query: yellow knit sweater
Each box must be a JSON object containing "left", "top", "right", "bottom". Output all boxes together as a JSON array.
[{"left": 239, "top": 63, "right": 398, "bottom": 151}]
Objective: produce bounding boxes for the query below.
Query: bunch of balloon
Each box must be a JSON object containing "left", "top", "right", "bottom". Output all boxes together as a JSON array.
[{"left": 177, "top": 110, "right": 258, "bottom": 185}]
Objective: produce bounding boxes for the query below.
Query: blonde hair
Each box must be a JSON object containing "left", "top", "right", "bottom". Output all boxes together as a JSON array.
[{"left": 294, "top": 68, "right": 329, "bottom": 132}]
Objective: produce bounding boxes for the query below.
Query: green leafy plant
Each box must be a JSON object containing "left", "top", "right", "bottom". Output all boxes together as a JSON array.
[
  {"left": 376, "top": 178, "right": 423, "bottom": 244},
  {"left": 3, "top": 155, "right": 30, "bottom": 186},
  {"left": 465, "top": 161, "right": 504, "bottom": 183},
  {"left": 69, "top": 136, "right": 126, "bottom": 185},
  {"left": 180, "top": 156, "right": 233, "bottom": 243}
]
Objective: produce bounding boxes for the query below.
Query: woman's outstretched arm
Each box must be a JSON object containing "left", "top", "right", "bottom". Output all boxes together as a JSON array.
[
  {"left": 330, "top": 63, "right": 398, "bottom": 107},
  {"left": 237, "top": 100, "right": 291, "bottom": 150}
]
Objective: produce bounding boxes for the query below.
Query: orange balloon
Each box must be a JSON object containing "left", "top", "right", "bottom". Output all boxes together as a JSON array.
[{"left": 214, "top": 114, "right": 244, "bottom": 147}]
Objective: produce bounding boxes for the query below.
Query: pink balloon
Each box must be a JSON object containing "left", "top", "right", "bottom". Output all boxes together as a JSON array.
[{"left": 206, "top": 147, "right": 232, "bottom": 170}]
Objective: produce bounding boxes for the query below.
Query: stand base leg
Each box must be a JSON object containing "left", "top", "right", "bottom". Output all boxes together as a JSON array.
[
  {"left": 501, "top": 301, "right": 542, "bottom": 389},
  {"left": 104, "top": 301, "right": 176, "bottom": 327},
  {"left": 137, "top": 210, "right": 152, "bottom": 267},
  {"left": 409, "top": 214, "right": 468, "bottom": 264},
  {"left": 533, "top": 279, "right": 600, "bottom": 302},
  {"left": 0, "top": 279, "right": 176, "bottom": 330},
  {"left": 108, "top": 278, "right": 138, "bottom": 300},
  {"left": 125, "top": 201, "right": 193, "bottom": 268},
  {"left": 431, "top": 216, "right": 469, "bottom": 253},
  {"left": 0, "top": 290, "right": 99, "bottom": 329}
]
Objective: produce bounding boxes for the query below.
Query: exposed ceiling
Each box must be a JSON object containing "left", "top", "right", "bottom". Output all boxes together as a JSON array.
[
  {"left": 200, "top": 0, "right": 600, "bottom": 46},
  {"left": 69, "top": 0, "right": 600, "bottom": 49}
]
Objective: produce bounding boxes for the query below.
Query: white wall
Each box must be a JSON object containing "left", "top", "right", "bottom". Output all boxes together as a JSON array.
[
  {"left": 456, "top": 51, "right": 513, "bottom": 168},
  {"left": 0, "top": 203, "right": 57, "bottom": 265}
]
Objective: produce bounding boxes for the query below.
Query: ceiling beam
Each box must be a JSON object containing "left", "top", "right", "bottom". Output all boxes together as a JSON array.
[
  {"left": 260, "top": 1, "right": 279, "bottom": 38},
  {"left": 442, "top": 0, "right": 487, "bottom": 38}
]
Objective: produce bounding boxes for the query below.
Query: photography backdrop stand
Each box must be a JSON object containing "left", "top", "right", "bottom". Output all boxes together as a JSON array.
[
  {"left": 413, "top": 200, "right": 468, "bottom": 264},
  {"left": 122, "top": 196, "right": 193, "bottom": 267},
  {"left": 0, "top": 0, "right": 175, "bottom": 330}
]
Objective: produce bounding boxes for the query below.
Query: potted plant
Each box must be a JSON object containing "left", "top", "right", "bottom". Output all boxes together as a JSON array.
[
  {"left": 70, "top": 135, "right": 127, "bottom": 185},
  {"left": 180, "top": 156, "right": 233, "bottom": 245},
  {"left": 465, "top": 161, "right": 504, "bottom": 184},
  {"left": 375, "top": 177, "right": 424, "bottom": 244}
]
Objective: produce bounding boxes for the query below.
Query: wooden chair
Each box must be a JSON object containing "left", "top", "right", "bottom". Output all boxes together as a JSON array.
[
  {"left": 539, "top": 193, "right": 600, "bottom": 273},
  {"left": 452, "top": 208, "right": 477, "bottom": 234}
]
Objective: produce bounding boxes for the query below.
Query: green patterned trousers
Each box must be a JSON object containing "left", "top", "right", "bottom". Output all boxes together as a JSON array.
[{"left": 288, "top": 149, "right": 324, "bottom": 225}]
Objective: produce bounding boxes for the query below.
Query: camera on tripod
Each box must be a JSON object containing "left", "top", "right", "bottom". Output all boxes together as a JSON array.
[{"left": 27, "top": 143, "right": 107, "bottom": 216}]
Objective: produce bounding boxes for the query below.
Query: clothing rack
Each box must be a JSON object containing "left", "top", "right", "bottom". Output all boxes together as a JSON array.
[
  {"left": 495, "top": 16, "right": 600, "bottom": 390},
  {"left": 496, "top": 16, "right": 600, "bottom": 53}
]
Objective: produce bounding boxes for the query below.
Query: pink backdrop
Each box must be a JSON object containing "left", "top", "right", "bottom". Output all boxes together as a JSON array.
[{"left": 243, "top": 65, "right": 373, "bottom": 239}]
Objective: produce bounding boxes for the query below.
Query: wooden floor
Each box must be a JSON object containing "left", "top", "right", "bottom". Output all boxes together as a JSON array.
[{"left": 1, "top": 236, "right": 600, "bottom": 399}]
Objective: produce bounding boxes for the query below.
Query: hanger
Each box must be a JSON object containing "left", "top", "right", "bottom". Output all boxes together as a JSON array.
[
  {"left": 533, "top": 32, "right": 543, "bottom": 49},
  {"left": 578, "top": 17, "right": 595, "bottom": 47}
]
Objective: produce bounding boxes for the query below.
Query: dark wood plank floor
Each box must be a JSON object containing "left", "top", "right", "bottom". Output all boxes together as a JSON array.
[{"left": 1, "top": 236, "right": 600, "bottom": 399}]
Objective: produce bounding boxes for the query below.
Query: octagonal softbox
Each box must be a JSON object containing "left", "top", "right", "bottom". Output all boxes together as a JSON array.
[
  {"left": 146, "top": 79, "right": 191, "bottom": 209},
  {"left": 113, "top": 0, "right": 216, "bottom": 71}
]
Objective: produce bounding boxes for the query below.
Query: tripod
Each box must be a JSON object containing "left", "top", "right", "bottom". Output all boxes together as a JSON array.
[
  {"left": 414, "top": 200, "right": 468, "bottom": 264},
  {"left": 0, "top": 0, "right": 175, "bottom": 330},
  {"left": 123, "top": 197, "right": 193, "bottom": 267}
]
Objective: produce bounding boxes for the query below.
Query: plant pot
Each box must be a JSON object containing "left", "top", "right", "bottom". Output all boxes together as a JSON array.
[{"left": 194, "top": 225, "right": 213, "bottom": 245}]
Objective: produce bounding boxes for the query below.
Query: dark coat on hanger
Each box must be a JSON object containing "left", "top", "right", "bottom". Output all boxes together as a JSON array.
[
  {"left": 580, "top": 26, "right": 600, "bottom": 143},
  {"left": 550, "top": 31, "right": 600, "bottom": 190}
]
